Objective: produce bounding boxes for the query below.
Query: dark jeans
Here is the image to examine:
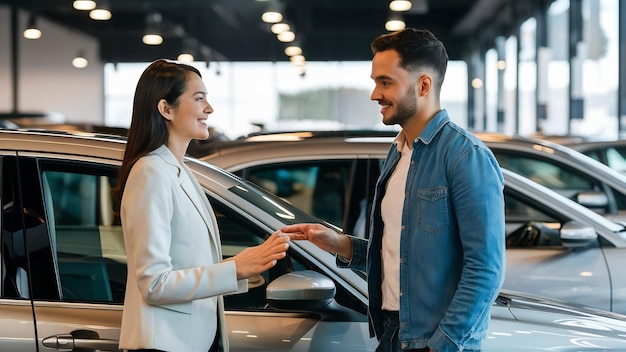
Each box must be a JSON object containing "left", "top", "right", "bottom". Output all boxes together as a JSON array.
[{"left": 378, "top": 310, "right": 429, "bottom": 352}]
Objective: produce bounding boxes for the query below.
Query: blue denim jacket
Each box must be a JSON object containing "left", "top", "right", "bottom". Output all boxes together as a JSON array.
[{"left": 339, "top": 110, "right": 505, "bottom": 351}]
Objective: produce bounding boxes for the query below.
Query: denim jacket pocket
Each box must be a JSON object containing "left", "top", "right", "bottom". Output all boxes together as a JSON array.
[{"left": 417, "top": 187, "right": 449, "bottom": 233}]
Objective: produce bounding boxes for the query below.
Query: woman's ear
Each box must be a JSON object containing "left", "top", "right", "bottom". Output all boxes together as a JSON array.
[{"left": 157, "top": 99, "right": 172, "bottom": 121}]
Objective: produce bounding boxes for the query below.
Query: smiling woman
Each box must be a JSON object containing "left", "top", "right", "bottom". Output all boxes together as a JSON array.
[{"left": 112, "top": 59, "right": 290, "bottom": 352}]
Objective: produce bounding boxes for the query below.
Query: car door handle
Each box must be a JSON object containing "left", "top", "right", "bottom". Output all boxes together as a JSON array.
[{"left": 42, "top": 334, "right": 121, "bottom": 351}]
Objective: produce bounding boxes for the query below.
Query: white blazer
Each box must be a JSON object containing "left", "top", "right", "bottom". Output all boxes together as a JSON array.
[{"left": 119, "top": 145, "right": 247, "bottom": 351}]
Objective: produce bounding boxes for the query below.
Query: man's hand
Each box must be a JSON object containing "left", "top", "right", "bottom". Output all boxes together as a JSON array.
[{"left": 280, "top": 223, "right": 352, "bottom": 259}]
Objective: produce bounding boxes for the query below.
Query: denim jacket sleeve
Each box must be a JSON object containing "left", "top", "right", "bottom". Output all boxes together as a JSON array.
[{"left": 335, "top": 235, "right": 368, "bottom": 272}]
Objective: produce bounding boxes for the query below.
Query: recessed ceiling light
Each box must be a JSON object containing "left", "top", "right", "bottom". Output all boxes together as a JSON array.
[{"left": 389, "top": 0, "right": 412, "bottom": 12}]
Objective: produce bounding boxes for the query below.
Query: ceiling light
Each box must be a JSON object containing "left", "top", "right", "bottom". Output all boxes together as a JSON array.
[
  {"left": 471, "top": 78, "right": 483, "bottom": 89},
  {"left": 90, "top": 9, "right": 111, "bottom": 20},
  {"left": 177, "top": 53, "right": 194, "bottom": 63},
  {"left": 23, "top": 27, "right": 41, "bottom": 40},
  {"left": 271, "top": 23, "right": 290, "bottom": 34},
  {"left": 23, "top": 15, "right": 41, "bottom": 40},
  {"left": 178, "top": 38, "right": 197, "bottom": 62},
  {"left": 389, "top": 0, "right": 412, "bottom": 11},
  {"left": 284, "top": 45, "right": 302, "bottom": 56},
  {"left": 385, "top": 15, "right": 406, "bottom": 32},
  {"left": 73, "top": 0, "right": 96, "bottom": 10},
  {"left": 143, "top": 12, "right": 163, "bottom": 45},
  {"left": 261, "top": 11, "right": 282, "bottom": 23},
  {"left": 277, "top": 31, "right": 295, "bottom": 42},
  {"left": 89, "top": 2, "right": 111, "bottom": 21},
  {"left": 142, "top": 34, "right": 163, "bottom": 45},
  {"left": 261, "top": 1, "right": 283, "bottom": 23},
  {"left": 72, "top": 51, "right": 88, "bottom": 68}
]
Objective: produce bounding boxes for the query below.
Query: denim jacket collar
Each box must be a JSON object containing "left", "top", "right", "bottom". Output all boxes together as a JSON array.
[{"left": 394, "top": 109, "right": 451, "bottom": 151}]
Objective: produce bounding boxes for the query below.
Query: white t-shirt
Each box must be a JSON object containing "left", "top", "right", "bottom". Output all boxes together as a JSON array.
[{"left": 381, "top": 139, "right": 412, "bottom": 311}]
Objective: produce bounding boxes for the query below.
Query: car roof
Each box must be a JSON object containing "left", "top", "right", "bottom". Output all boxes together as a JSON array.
[
  {"left": 565, "top": 139, "right": 626, "bottom": 151},
  {"left": 0, "top": 128, "right": 127, "bottom": 160},
  {"left": 202, "top": 129, "right": 626, "bottom": 179}
]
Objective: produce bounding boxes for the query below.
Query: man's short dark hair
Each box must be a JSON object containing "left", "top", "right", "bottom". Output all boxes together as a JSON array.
[{"left": 371, "top": 28, "right": 448, "bottom": 91}]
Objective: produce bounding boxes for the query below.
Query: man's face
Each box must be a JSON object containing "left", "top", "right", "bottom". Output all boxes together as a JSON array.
[{"left": 370, "top": 49, "right": 418, "bottom": 127}]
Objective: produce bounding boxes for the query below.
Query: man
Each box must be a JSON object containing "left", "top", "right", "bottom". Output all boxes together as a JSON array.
[{"left": 280, "top": 28, "right": 505, "bottom": 352}]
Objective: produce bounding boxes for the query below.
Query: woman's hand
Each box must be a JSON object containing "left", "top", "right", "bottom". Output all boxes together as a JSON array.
[{"left": 232, "top": 231, "right": 290, "bottom": 280}]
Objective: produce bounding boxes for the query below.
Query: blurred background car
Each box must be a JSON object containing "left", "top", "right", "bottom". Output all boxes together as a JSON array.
[
  {"left": 564, "top": 139, "right": 626, "bottom": 175},
  {"left": 203, "top": 130, "right": 626, "bottom": 225},
  {"left": 4, "top": 128, "right": 626, "bottom": 351},
  {"left": 201, "top": 130, "right": 626, "bottom": 314},
  {"left": 0, "top": 118, "right": 229, "bottom": 157}
]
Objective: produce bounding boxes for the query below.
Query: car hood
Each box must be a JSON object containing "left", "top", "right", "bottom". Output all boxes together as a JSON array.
[{"left": 486, "top": 290, "right": 626, "bottom": 351}]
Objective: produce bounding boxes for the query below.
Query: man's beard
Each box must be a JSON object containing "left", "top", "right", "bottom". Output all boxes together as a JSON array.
[{"left": 384, "top": 85, "right": 417, "bottom": 126}]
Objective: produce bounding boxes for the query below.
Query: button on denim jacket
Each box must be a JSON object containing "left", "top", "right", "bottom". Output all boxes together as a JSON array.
[{"left": 339, "top": 110, "right": 505, "bottom": 352}]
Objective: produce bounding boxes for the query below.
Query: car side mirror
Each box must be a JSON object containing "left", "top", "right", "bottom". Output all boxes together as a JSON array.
[
  {"left": 266, "top": 270, "right": 367, "bottom": 322},
  {"left": 560, "top": 221, "right": 598, "bottom": 248},
  {"left": 576, "top": 191, "right": 609, "bottom": 211},
  {"left": 266, "top": 270, "right": 335, "bottom": 311}
]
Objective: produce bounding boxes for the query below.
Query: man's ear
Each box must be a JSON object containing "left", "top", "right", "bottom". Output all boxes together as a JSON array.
[
  {"left": 157, "top": 99, "right": 173, "bottom": 121},
  {"left": 417, "top": 74, "right": 432, "bottom": 97}
]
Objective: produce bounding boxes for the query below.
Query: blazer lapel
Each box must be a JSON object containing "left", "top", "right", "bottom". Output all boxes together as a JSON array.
[{"left": 152, "top": 146, "right": 221, "bottom": 260}]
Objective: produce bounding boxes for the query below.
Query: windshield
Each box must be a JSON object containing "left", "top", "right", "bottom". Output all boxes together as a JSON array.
[{"left": 227, "top": 180, "right": 323, "bottom": 226}]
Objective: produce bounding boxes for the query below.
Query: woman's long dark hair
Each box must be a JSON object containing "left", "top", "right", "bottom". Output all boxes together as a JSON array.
[{"left": 112, "top": 59, "right": 201, "bottom": 210}]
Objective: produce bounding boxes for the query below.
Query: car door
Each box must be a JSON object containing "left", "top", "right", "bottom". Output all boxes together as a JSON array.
[
  {"left": 211, "top": 200, "right": 375, "bottom": 351},
  {"left": 0, "top": 155, "right": 38, "bottom": 352},
  {"left": 14, "top": 154, "right": 375, "bottom": 352},
  {"left": 18, "top": 157, "right": 124, "bottom": 352},
  {"left": 502, "top": 185, "right": 612, "bottom": 311}
]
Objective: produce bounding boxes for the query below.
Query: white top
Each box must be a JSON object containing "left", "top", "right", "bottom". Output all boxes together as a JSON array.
[{"left": 381, "top": 138, "right": 412, "bottom": 311}]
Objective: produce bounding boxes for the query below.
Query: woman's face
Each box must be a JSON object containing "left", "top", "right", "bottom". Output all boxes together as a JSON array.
[{"left": 165, "top": 72, "right": 214, "bottom": 145}]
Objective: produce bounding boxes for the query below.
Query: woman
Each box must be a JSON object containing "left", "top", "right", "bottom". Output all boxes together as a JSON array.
[{"left": 113, "top": 59, "right": 289, "bottom": 352}]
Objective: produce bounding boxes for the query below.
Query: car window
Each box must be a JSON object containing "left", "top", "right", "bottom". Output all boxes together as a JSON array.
[
  {"left": 37, "top": 161, "right": 357, "bottom": 312},
  {"left": 495, "top": 152, "right": 594, "bottom": 191},
  {"left": 212, "top": 200, "right": 306, "bottom": 310},
  {"left": 237, "top": 161, "right": 353, "bottom": 228},
  {"left": 495, "top": 151, "right": 626, "bottom": 215},
  {"left": 504, "top": 190, "right": 562, "bottom": 248},
  {"left": 40, "top": 165, "right": 125, "bottom": 303},
  {"left": 605, "top": 147, "right": 626, "bottom": 173}
]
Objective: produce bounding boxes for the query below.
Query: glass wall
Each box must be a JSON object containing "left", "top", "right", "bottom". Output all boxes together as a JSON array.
[
  {"left": 570, "top": 0, "right": 619, "bottom": 139},
  {"left": 504, "top": 36, "right": 518, "bottom": 134},
  {"left": 104, "top": 61, "right": 468, "bottom": 139},
  {"left": 542, "top": 0, "right": 570, "bottom": 135},
  {"left": 518, "top": 17, "right": 537, "bottom": 135},
  {"left": 102, "top": 0, "right": 621, "bottom": 140},
  {"left": 485, "top": 48, "right": 499, "bottom": 131}
]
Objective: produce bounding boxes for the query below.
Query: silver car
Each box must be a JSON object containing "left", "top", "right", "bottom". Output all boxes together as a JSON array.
[
  {"left": 201, "top": 131, "right": 626, "bottom": 314},
  {"left": 564, "top": 139, "right": 626, "bottom": 175},
  {"left": 3, "top": 129, "right": 626, "bottom": 351}
]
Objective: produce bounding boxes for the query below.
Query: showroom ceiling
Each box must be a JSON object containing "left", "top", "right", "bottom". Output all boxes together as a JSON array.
[{"left": 2, "top": 0, "right": 548, "bottom": 63}]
